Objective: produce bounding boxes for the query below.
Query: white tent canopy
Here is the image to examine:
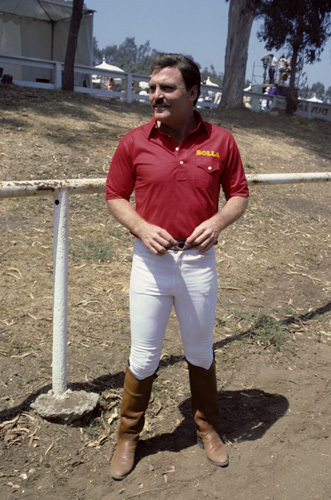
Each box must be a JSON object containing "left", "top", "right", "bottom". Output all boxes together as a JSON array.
[
  {"left": 94, "top": 59, "right": 124, "bottom": 74},
  {"left": 205, "top": 76, "right": 218, "bottom": 87},
  {"left": 93, "top": 58, "right": 124, "bottom": 85},
  {"left": 305, "top": 95, "right": 323, "bottom": 103},
  {"left": 0, "top": 0, "right": 94, "bottom": 82}
]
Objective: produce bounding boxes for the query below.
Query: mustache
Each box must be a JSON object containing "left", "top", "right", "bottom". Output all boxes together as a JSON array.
[{"left": 152, "top": 98, "right": 169, "bottom": 108}]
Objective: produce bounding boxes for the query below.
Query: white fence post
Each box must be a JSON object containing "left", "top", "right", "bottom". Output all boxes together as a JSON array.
[
  {"left": 52, "top": 189, "right": 69, "bottom": 395},
  {"left": 54, "top": 62, "right": 62, "bottom": 89},
  {"left": 126, "top": 72, "right": 133, "bottom": 103}
]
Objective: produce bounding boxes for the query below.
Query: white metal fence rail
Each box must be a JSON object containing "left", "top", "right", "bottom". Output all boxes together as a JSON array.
[{"left": 1, "top": 174, "right": 330, "bottom": 409}]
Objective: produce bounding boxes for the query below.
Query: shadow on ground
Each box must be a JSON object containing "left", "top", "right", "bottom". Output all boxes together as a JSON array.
[
  {"left": 3, "top": 299, "right": 325, "bottom": 428},
  {"left": 134, "top": 388, "right": 289, "bottom": 465}
]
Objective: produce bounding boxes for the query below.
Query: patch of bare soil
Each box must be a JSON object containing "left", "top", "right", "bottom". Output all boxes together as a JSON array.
[{"left": 0, "top": 85, "right": 330, "bottom": 500}]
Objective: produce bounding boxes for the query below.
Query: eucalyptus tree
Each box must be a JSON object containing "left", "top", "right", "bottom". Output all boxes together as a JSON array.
[
  {"left": 62, "top": 0, "right": 84, "bottom": 91},
  {"left": 257, "top": 0, "right": 331, "bottom": 113},
  {"left": 220, "top": 0, "right": 263, "bottom": 108}
]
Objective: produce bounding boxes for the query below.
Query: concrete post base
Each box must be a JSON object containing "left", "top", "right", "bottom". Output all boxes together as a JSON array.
[{"left": 31, "top": 389, "right": 100, "bottom": 423}]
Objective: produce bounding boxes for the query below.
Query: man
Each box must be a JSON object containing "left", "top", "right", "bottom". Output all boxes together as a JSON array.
[
  {"left": 269, "top": 54, "right": 278, "bottom": 85},
  {"left": 106, "top": 53, "right": 249, "bottom": 480},
  {"left": 261, "top": 53, "right": 271, "bottom": 83},
  {"left": 278, "top": 55, "right": 288, "bottom": 84}
]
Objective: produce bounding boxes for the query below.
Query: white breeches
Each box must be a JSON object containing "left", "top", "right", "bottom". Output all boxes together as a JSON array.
[{"left": 129, "top": 239, "right": 218, "bottom": 380}]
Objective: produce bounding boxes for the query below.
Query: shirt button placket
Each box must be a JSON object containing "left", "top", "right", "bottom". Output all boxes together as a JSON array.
[{"left": 177, "top": 158, "right": 187, "bottom": 181}]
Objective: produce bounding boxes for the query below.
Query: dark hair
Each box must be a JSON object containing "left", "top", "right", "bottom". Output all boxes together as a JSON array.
[{"left": 151, "top": 53, "right": 201, "bottom": 105}]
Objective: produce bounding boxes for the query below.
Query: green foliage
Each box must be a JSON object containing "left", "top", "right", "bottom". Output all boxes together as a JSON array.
[
  {"left": 94, "top": 37, "right": 157, "bottom": 74},
  {"left": 200, "top": 65, "right": 224, "bottom": 87},
  {"left": 244, "top": 313, "right": 292, "bottom": 355},
  {"left": 311, "top": 82, "right": 326, "bottom": 100},
  {"left": 257, "top": 0, "right": 331, "bottom": 111},
  {"left": 258, "top": 1, "right": 331, "bottom": 63},
  {"left": 70, "top": 236, "right": 113, "bottom": 262},
  {"left": 245, "top": 162, "right": 255, "bottom": 169},
  {"left": 92, "top": 37, "right": 102, "bottom": 66},
  {"left": 228, "top": 309, "right": 294, "bottom": 356},
  {"left": 93, "top": 36, "right": 224, "bottom": 82},
  {"left": 215, "top": 315, "right": 226, "bottom": 326},
  {"left": 93, "top": 29, "right": 328, "bottom": 100},
  {"left": 298, "top": 81, "right": 331, "bottom": 102}
]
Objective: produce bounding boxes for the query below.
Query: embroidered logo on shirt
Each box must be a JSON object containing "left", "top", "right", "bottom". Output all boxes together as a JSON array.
[{"left": 196, "top": 150, "right": 220, "bottom": 158}]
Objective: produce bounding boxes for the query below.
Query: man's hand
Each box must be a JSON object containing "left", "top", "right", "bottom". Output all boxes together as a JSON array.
[
  {"left": 137, "top": 222, "right": 177, "bottom": 256},
  {"left": 185, "top": 196, "right": 248, "bottom": 254},
  {"left": 185, "top": 220, "right": 219, "bottom": 253},
  {"left": 106, "top": 198, "right": 177, "bottom": 256}
]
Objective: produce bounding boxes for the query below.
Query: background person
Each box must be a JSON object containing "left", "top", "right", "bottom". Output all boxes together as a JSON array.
[
  {"left": 105, "top": 53, "right": 249, "bottom": 480},
  {"left": 104, "top": 76, "right": 114, "bottom": 91},
  {"left": 261, "top": 53, "right": 272, "bottom": 83},
  {"left": 269, "top": 54, "right": 278, "bottom": 84},
  {"left": 278, "top": 55, "right": 288, "bottom": 84}
]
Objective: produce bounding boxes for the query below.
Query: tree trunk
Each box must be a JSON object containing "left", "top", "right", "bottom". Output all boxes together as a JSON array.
[
  {"left": 285, "top": 44, "right": 299, "bottom": 115},
  {"left": 62, "top": 0, "right": 84, "bottom": 91},
  {"left": 220, "top": 0, "right": 257, "bottom": 108}
]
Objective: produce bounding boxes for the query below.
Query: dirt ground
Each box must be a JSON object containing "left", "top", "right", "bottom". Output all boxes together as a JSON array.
[{"left": 0, "top": 85, "right": 330, "bottom": 500}]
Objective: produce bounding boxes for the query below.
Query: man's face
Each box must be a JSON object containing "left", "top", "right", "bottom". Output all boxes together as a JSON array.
[{"left": 149, "top": 66, "right": 198, "bottom": 128}]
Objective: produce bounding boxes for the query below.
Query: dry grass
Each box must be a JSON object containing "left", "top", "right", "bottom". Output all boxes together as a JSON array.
[{"left": 0, "top": 85, "right": 330, "bottom": 500}]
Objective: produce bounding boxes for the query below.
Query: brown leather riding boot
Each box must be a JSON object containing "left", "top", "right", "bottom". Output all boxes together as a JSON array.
[
  {"left": 110, "top": 367, "right": 155, "bottom": 480},
  {"left": 188, "top": 359, "right": 229, "bottom": 467}
]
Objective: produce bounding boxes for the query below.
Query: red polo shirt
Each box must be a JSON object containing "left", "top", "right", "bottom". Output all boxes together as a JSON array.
[{"left": 105, "top": 112, "right": 249, "bottom": 240}]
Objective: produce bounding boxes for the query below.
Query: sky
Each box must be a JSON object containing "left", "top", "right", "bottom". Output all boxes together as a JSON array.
[{"left": 91, "top": 0, "right": 331, "bottom": 89}]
